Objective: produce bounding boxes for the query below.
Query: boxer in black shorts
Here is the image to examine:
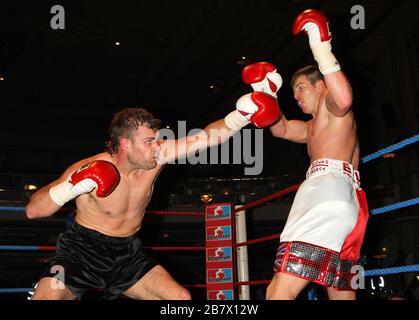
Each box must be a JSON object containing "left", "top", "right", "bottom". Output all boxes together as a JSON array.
[
  {"left": 26, "top": 105, "right": 279, "bottom": 299},
  {"left": 43, "top": 222, "right": 157, "bottom": 299}
]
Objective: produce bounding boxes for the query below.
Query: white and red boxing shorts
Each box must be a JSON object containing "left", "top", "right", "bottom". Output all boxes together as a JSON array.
[{"left": 273, "top": 158, "right": 369, "bottom": 289}]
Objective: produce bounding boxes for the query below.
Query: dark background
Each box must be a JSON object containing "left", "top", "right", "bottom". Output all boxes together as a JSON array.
[{"left": 0, "top": 0, "right": 419, "bottom": 300}]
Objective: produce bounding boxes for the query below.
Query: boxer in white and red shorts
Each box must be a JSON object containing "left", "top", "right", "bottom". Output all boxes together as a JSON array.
[
  {"left": 266, "top": 9, "right": 369, "bottom": 299},
  {"left": 274, "top": 159, "right": 368, "bottom": 290}
]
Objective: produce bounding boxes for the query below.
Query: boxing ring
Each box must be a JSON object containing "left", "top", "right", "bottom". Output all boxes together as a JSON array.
[{"left": 0, "top": 133, "right": 418, "bottom": 299}]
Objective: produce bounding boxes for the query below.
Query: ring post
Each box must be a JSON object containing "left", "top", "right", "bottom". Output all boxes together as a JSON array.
[{"left": 235, "top": 205, "right": 250, "bottom": 300}]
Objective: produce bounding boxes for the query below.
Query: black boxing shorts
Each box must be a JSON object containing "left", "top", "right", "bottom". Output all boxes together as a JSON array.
[{"left": 41, "top": 222, "right": 157, "bottom": 299}]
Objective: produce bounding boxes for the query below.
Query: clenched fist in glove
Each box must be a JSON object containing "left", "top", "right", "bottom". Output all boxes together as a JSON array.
[
  {"left": 293, "top": 9, "right": 341, "bottom": 75},
  {"left": 242, "top": 62, "right": 282, "bottom": 98},
  {"left": 49, "top": 160, "right": 120, "bottom": 206},
  {"left": 225, "top": 91, "right": 281, "bottom": 130}
]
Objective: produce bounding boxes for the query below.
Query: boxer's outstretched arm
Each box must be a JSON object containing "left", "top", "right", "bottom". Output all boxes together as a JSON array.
[
  {"left": 158, "top": 118, "right": 237, "bottom": 164},
  {"left": 159, "top": 89, "right": 281, "bottom": 163}
]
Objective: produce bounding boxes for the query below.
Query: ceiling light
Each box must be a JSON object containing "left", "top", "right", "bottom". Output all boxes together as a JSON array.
[
  {"left": 115, "top": 41, "right": 120, "bottom": 46},
  {"left": 200, "top": 194, "right": 213, "bottom": 203},
  {"left": 24, "top": 184, "right": 37, "bottom": 191},
  {"left": 0, "top": 77, "right": 4, "bottom": 81},
  {"left": 237, "top": 56, "right": 250, "bottom": 65}
]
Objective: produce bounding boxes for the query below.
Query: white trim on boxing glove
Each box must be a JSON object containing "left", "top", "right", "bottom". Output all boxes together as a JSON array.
[
  {"left": 49, "top": 181, "right": 75, "bottom": 206},
  {"left": 311, "top": 41, "right": 341, "bottom": 75},
  {"left": 250, "top": 72, "right": 282, "bottom": 98},
  {"left": 49, "top": 178, "right": 97, "bottom": 206},
  {"left": 224, "top": 110, "right": 250, "bottom": 131}
]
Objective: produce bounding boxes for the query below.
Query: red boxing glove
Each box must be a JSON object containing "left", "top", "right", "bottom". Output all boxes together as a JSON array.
[
  {"left": 49, "top": 160, "right": 120, "bottom": 206},
  {"left": 242, "top": 62, "right": 283, "bottom": 97},
  {"left": 236, "top": 91, "right": 282, "bottom": 128},
  {"left": 225, "top": 62, "right": 282, "bottom": 130},
  {"left": 293, "top": 9, "right": 340, "bottom": 74},
  {"left": 70, "top": 160, "right": 120, "bottom": 197},
  {"left": 292, "top": 9, "right": 331, "bottom": 45}
]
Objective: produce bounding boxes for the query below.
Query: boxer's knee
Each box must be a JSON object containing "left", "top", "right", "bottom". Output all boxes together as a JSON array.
[
  {"left": 266, "top": 272, "right": 308, "bottom": 300},
  {"left": 174, "top": 287, "right": 191, "bottom": 300}
]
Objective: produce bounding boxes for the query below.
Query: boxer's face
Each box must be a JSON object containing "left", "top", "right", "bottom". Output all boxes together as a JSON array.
[
  {"left": 126, "top": 125, "right": 160, "bottom": 169},
  {"left": 293, "top": 75, "right": 320, "bottom": 115}
]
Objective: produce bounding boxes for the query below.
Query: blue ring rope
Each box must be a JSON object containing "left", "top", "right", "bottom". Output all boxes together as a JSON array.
[
  {"left": 1, "top": 265, "right": 419, "bottom": 293},
  {"left": 2, "top": 197, "right": 416, "bottom": 221},
  {"left": 0, "top": 206, "right": 25, "bottom": 212},
  {"left": 0, "top": 245, "right": 53, "bottom": 251},
  {"left": 364, "top": 264, "right": 419, "bottom": 277},
  {"left": 0, "top": 288, "right": 32, "bottom": 294},
  {"left": 0, "top": 245, "right": 40, "bottom": 251},
  {"left": 370, "top": 197, "right": 419, "bottom": 215},
  {"left": 0, "top": 198, "right": 418, "bottom": 224},
  {"left": 362, "top": 134, "right": 419, "bottom": 163}
]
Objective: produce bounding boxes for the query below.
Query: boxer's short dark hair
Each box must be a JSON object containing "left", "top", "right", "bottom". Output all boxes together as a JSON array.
[
  {"left": 106, "top": 108, "right": 161, "bottom": 154},
  {"left": 291, "top": 65, "right": 324, "bottom": 88}
]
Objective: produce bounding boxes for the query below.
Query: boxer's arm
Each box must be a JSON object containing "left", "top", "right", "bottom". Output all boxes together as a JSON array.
[
  {"left": 293, "top": 9, "right": 353, "bottom": 117},
  {"left": 270, "top": 116, "right": 308, "bottom": 143},
  {"left": 324, "top": 71, "right": 353, "bottom": 117},
  {"left": 25, "top": 180, "right": 67, "bottom": 219},
  {"left": 158, "top": 119, "right": 236, "bottom": 164},
  {"left": 158, "top": 91, "right": 281, "bottom": 163},
  {"left": 25, "top": 158, "right": 94, "bottom": 219}
]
